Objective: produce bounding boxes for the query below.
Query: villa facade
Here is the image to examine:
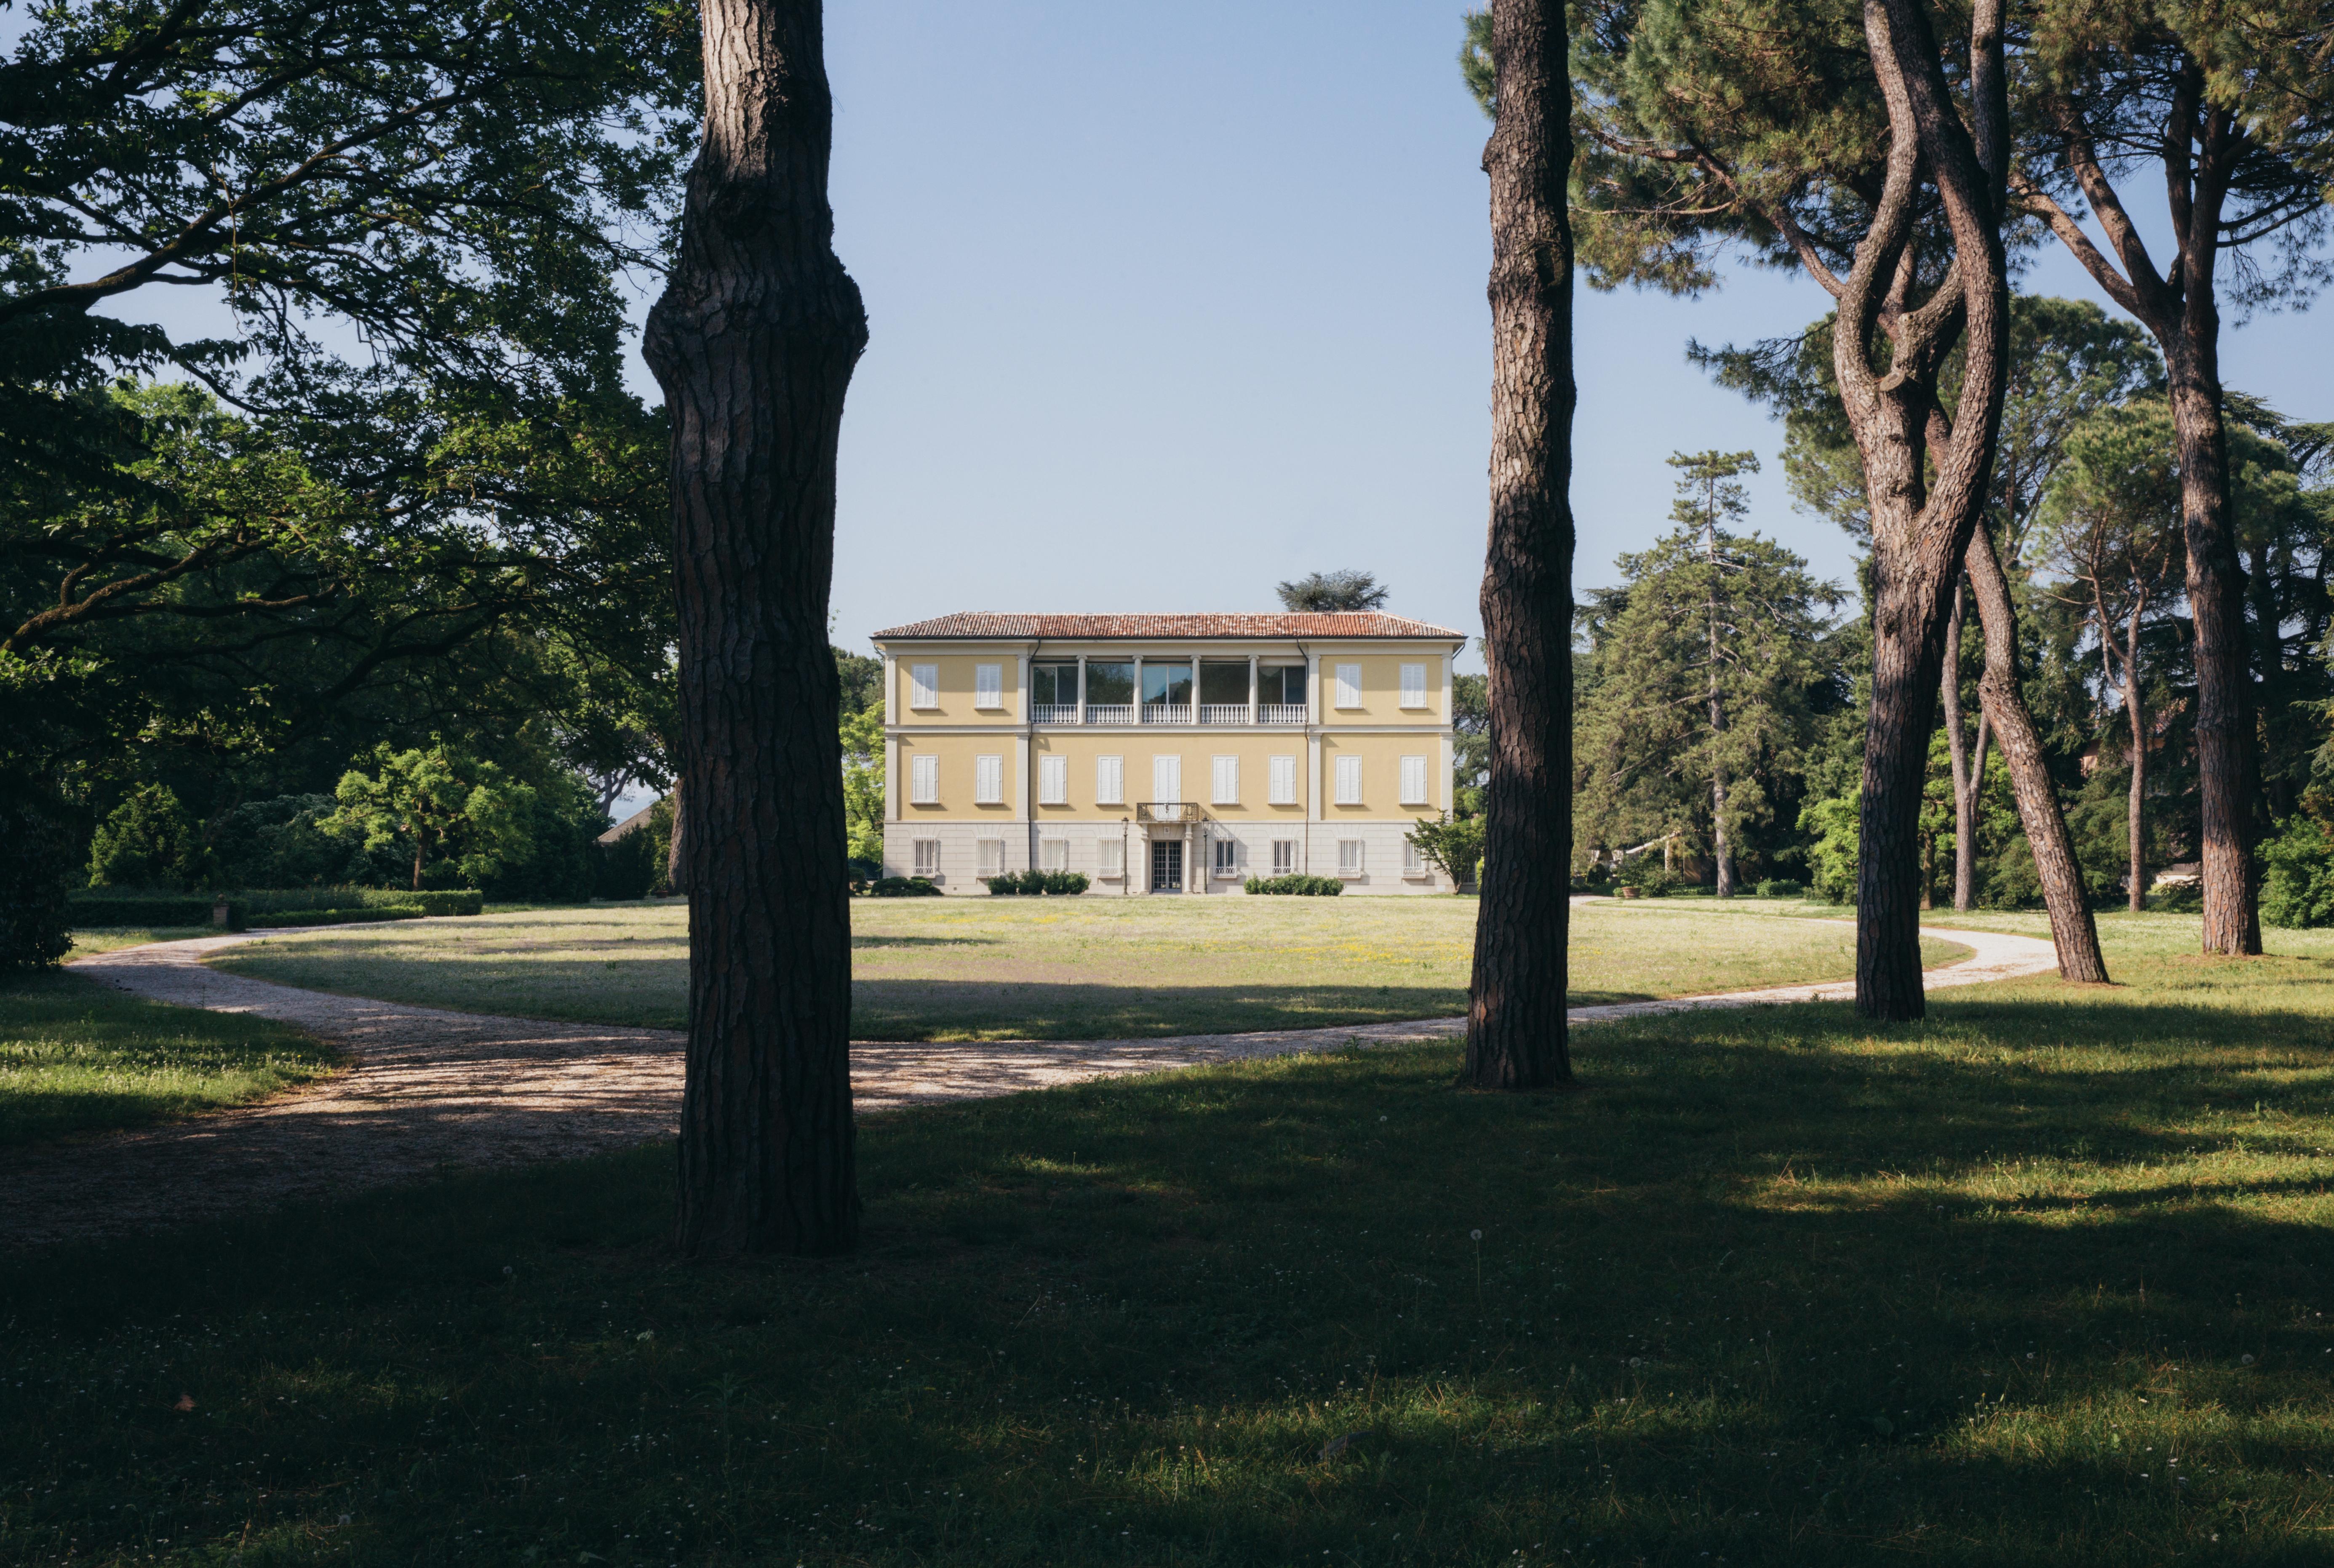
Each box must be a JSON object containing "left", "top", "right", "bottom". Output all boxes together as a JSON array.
[{"left": 869, "top": 612, "right": 1469, "bottom": 894}]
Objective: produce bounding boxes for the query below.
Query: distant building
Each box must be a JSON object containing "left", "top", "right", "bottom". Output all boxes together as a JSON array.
[{"left": 867, "top": 612, "right": 1467, "bottom": 893}]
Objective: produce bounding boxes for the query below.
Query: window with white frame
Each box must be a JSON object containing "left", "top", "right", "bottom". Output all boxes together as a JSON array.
[
  {"left": 1269, "top": 754, "right": 1297, "bottom": 805},
  {"left": 1334, "top": 754, "right": 1363, "bottom": 805},
  {"left": 1404, "top": 838, "right": 1427, "bottom": 876},
  {"left": 910, "top": 753, "right": 939, "bottom": 805},
  {"left": 1098, "top": 837, "right": 1126, "bottom": 877},
  {"left": 909, "top": 663, "right": 939, "bottom": 709},
  {"left": 1271, "top": 839, "right": 1297, "bottom": 876},
  {"left": 1096, "top": 755, "right": 1124, "bottom": 805},
  {"left": 1153, "top": 754, "right": 1181, "bottom": 803},
  {"left": 1041, "top": 838, "right": 1069, "bottom": 872},
  {"left": 1039, "top": 753, "right": 1068, "bottom": 805},
  {"left": 1334, "top": 662, "right": 1362, "bottom": 709},
  {"left": 1211, "top": 755, "right": 1239, "bottom": 805},
  {"left": 1399, "top": 662, "right": 1427, "bottom": 708},
  {"left": 912, "top": 838, "right": 941, "bottom": 877},
  {"left": 974, "top": 754, "right": 1004, "bottom": 805},
  {"left": 1399, "top": 754, "right": 1429, "bottom": 805},
  {"left": 977, "top": 838, "right": 1005, "bottom": 877},
  {"left": 1338, "top": 838, "right": 1365, "bottom": 876},
  {"left": 1213, "top": 836, "right": 1239, "bottom": 875},
  {"left": 974, "top": 662, "right": 1003, "bottom": 709}
]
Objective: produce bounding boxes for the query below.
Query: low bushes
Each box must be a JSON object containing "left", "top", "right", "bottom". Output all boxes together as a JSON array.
[
  {"left": 981, "top": 870, "right": 1090, "bottom": 896},
  {"left": 1755, "top": 878, "right": 1805, "bottom": 899},
  {"left": 69, "top": 887, "right": 483, "bottom": 930},
  {"left": 245, "top": 907, "right": 426, "bottom": 930},
  {"left": 1243, "top": 874, "right": 1343, "bottom": 896},
  {"left": 865, "top": 877, "right": 942, "bottom": 898},
  {"left": 67, "top": 894, "right": 242, "bottom": 929}
]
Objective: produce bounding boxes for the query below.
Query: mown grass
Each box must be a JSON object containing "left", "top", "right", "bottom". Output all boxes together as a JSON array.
[
  {"left": 0, "top": 971, "right": 339, "bottom": 1148},
  {"left": 62, "top": 927, "right": 213, "bottom": 958},
  {"left": 10, "top": 921, "right": 2334, "bottom": 1564},
  {"left": 204, "top": 900, "right": 1968, "bottom": 1039}
]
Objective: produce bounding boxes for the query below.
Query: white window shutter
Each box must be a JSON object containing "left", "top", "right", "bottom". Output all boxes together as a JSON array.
[
  {"left": 1269, "top": 755, "right": 1296, "bottom": 805},
  {"left": 910, "top": 663, "right": 939, "bottom": 709},
  {"left": 1400, "top": 755, "right": 1427, "bottom": 805},
  {"left": 975, "top": 663, "right": 1002, "bottom": 709},
  {"left": 975, "top": 754, "right": 1002, "bottom": 804},
  {"left": 1335, "top": 755, "right": 1362, "bottom": 805},
  {"left": 1212, "top": 755, "right": 1238, "bottom": 805},
  {"left": 1400, "top": 662, "right": 1426, "bottom": 708},
  {"left": 1154, "top": 755, "right": 1180, "bottom": 803},
  {"left": 911, "top": 753, "right": 939, "bottom": 804},
  {"left": 1098, "top": 755, "right": 1123, "bottom": 805},
  {"left": 1040, "top": 754, "right": 1067, "bottom": 805},
  {"left": 1335, "top": 663, "right": 1361, "bottom": 708}
]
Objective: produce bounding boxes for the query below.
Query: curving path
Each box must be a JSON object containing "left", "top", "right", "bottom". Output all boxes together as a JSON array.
[{"left": 2, "top": 916, "right": 2058, "bottom": 1250}]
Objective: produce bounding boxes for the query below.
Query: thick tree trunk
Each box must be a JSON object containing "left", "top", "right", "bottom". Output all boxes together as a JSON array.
[
  {"left": 2125, "top": 621, "right": 2147, "bottom": 914},
  {"left": 1963, "top": 519, "right": 2109, "bottom": 981},
  {"left": 1465, "top": 0, "right": 1575, "bottom": 1091},
  {"left": 1708, "top": 523, "right": 1734, "bottom": 896},
  {"left": 642, "top": 0, "right": 868, "bottom": 1256},
  {"left": 665, "top": 777, "right": 686, "bottom": 893},
  {"left": 1942, "top": 582, "right": 1976, "bottom": 911}
]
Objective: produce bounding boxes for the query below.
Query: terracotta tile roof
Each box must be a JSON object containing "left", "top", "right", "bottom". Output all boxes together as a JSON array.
[{"left": 871, "top": 612, "right": 1466, "bottom": 641}]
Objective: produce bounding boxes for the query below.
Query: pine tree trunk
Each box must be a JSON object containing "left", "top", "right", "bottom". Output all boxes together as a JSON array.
[
  {"left": 1943, "top": 582, "right": 1976, "bottom": 911},
  {"left": 643, "top": 0, "right": 868, "bottom": 1256},
  {"left": 1465, "top": 0, "right": 1574, "bottom": 1092},
  {"left": 1963, "top": 520, "right": 2109, "bottom": 981},
  {"left": 665, "top": 777, "right": 686, "bottom": 894},
  {"left": 1708, "top": 522, "right": 1733, "bottom": 896},
  {"left": 2125, "top": 611, "right": 2147, "bottom": 914}
]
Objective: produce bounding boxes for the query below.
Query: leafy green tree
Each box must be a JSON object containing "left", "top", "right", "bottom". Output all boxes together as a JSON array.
[
  {"left": 0, "top": 777, "right": 76, "bottom": 969},
  {"left": 1405, "top": 811, "right": 1487, "bottom": 886},
  {"left": 326, "top": 745, "right": 534, "bottom": 892},
  {"left": 1274, "top": 571, "right": 1390, "bottom": 613},
  {"left": 840, "top": 705, "right": 885, "bottom": 866},
  {"left": 86, "top": 784, "right": 204, "bottom": 889}
]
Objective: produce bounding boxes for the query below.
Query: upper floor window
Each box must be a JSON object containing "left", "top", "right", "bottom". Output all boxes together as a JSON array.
[
  {"left": 975, "top": 754, "right": 1004, "bottom": 805},
  {"left": 909, "top": 663, "right": 939, "bottom": 709},
  {"left": 1333, "top": 663, "right": 1362, "bottom": 709},
  {"left": 1399, "top": 755, "right": 1430, "bottom": 805},
  {"left": 1141, "top": 661, "right": 1193, "bottom": 709},
  {"left": 1399, "top": 663, "right": 1427, "bottom": 709},
  {"left": 1258, "top": 664, "right": 1307, "bottom": 707},
  {"left": 974, "top": 663, "right": 1003, "bottom": 709},
  {"left": 1096, "top": 755, "right": 1125, "bottom": 805},
  {"left": 910, "top": 753, "right": 939, "bottom": 804},
  {"left": 1032, "top": 661, "right": 1080, "bottom": 709},
  {"left": 1086, "top": 661, "right": 1135, "bottom": 707},
  {"left": 1334, "top": 754, "right": 1363, "bottom": 805},
  {"left": 1269, "top": 755, "right": 1298, "bottom": 805},
  {"left": 1211, "top": 755, "right": 1239, "bottom": 805},
  {"left": 1198, "top": 661, "right": 1250, "bottom": 708},
  {"left": 1039, "top": 754, "right": 1068, "bottom": 805}
]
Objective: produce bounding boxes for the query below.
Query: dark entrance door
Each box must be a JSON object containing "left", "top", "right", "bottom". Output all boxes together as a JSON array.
[{"left": 1150, "top": 838, "right": 1183, "bottom": 892}]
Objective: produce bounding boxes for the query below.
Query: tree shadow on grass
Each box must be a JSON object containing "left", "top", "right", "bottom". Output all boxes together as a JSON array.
[{"left": 12, "top": 974, "right": 2334, "bottom": 1564}]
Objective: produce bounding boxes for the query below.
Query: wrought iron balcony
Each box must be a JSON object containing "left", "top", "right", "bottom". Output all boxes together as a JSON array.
[{"left": 1137, "top": 801, "right": 1202, "bottom": 824}]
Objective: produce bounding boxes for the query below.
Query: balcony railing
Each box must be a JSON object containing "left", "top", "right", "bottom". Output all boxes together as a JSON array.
[
  {"left": 1137, "top": 801, "right": 1202, "bottom": 824},
  {"left": 1085, "top": 703, "right": 1134, "bottom": 725},
  {"left": 1142, "top": 703, "right": 1192, "bottom": 724},
  {"left": 1005, "top": 701, "right": 1309, "bottom": 727},
  {"left": 1197, "top": 704, "right": 1249, "bottom": 725},
  {"left": 1030, "top": 703, "right": 1076, "bottom": 723},
  {"left": 1260, "top": 704, "right": 1307, "bottom": 724}
]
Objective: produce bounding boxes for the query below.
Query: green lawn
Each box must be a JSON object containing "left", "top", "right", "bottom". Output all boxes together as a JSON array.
[
  {"left": 64, "top": 925, "right": 214, "bottom": 957},
  {"left": 11, "top": 919, "right": 2334, "bottom": 1564},
  {"left": 0, "top": 970, "right": 340, "bottom": 1149},
  {"left": 205, "top": 899, "right": 1969, "bottom": 1040}
]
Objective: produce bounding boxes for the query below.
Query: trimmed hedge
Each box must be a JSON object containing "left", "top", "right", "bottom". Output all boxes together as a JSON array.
[
  {"left": 980, "top": 870, "right": 1090, "bottom": 896},
  {"left": 67, "top": 894, "right": 243, "bottom": 929},
  {"left": 1242, "top": 874, "right": 1344, "bottom": 896},
  {"left": 245, "top": 906, "right": 425, "bottom": 929},
  {"left": 237, "top": 886, "right": 481, "bottom": 915},
  {"left": 866, "top": 877, "right": 943, "bottom": 898}
]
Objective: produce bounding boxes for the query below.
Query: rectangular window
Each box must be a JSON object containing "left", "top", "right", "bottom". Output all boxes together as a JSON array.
[
  {"left": 1031, "top": 661, "right": 1081, "bottom": 709},
  {"left": 977, "top": 838, "right": 1005, "bottom": 877},
  {"left": 1099, "top": 837, "right": 1126, "bottom": 877},
  {"left": 1213, "top": 836, "right": 1239, "bottom": 875},
  {"left": 1259, "top": 664, "right": 1308, "bottom": 706},
  {"left": 1405, "top": 839, "right": 1426, "bottom": 876},
  {"left": 1399, "top": 754, "right": 1429, "bottom": 806},
  {"left": 1334, "top": 754, "right": 1362, "bottom": 805},
  {"left": 1269, "top": 754, "right": 1298, "bottom": 805},
  {"left": 909, "top": 663, "right": 939, "bottom": 709},
  {"left": 975, "top": 754, "right": 1003, "bottom": 805},
  {"left": 1271, "top": 839, "right": 1296, "bottom": 877},
  {"left": 1042, "top": 838, "right": 1070, "bottom": 872},
  {"left": 910, "top": 753, "right": 939, "bottom": 805},
  {"left": 1399, "top": 662, "right": 1427, "bottom": 708},
  {"left": 1334, "top": 663, "right": 1362, "bottom": 709},
  {"left": 1198, "top": 661, "right": 1250, "bottom": 706},
  {"left": 1153, "top": 754, "right": 1181, "bottom": 803},
  {"left": 912, "top": 838, "right": 941, "bottom": 877},
  {"left": 1085, "top": 661, "right": 1135, "bottom": 705},
  {"left": 1338, "top": 839, "right": 1365, "bottom": 876},
  {"left": 1211, "top": 755, "right": 1239, "bottom": 805},
  {"left": 1097, "top": 755, "right": 1124, "bottom": 805},
  {"left": 1141, "top": 661, "right": 1194, "bottom": 707},
  {"left": 975, "top": 662, "right": 1003, "bottom": 709},
  {"left": 1039, "top": 753, "right": 1067, "bottom": 805}
]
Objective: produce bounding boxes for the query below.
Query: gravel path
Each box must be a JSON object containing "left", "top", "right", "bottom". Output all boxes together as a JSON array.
[{"left": 3, "top": 917, "right": 2058, "bottom": 1250}]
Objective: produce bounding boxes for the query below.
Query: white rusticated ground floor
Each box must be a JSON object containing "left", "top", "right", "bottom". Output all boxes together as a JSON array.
[{"left": 881, "top": 819, "right": 1447, "bottom": 894}]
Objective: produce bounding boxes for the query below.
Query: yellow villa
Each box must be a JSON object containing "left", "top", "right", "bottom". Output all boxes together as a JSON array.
[{"left": 869, "top": 612, "right": 1469, "bottom": 894}]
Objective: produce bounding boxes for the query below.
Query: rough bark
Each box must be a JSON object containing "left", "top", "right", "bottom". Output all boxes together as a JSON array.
[
  {"left": 664, "top": 776, "right": 686, "bottom": 893},
  {"left": 642, "top": 0, "right": 868, "bottom": 1255},
  {"left": 2124, "top": 604, "right": 2147, "bottom": 913},
  {"left": 1465, "top": 0, "right": 1575, "bottom": 1091},
  {"left": 1942, "top": 581, "right": 1976, "bottom": 911},
  {"left": 1960, "top": 516, "right": 2108, "bottom": 981},
  {"left": 1708, "top": 518, "right": 1734, "bottom": 897}
]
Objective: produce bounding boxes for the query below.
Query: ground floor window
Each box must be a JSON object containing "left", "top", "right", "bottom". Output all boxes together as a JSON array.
[
  {"left": 1213, "top": 836, "right": 1238, "bottom": 875},
  {"left": 913, "top": 838, "right": 941, "bottom": 877},
  {"left": 1272, "top": 839, "right": 1296, "bottom": 876},
  {"left": 1042, "top": 838, "right": 1069, "bottom": 872},
  {"left": 977, "top": 838, "right": 1005, "bottom": 877},
  {"left": 1404, "top": 838, "right": 1426, "bottom": 876},
  {"left": 1338, "top": 839, "right": 1364, "bottom": 876},
  {"left": 1099, "top": 838, "right": 1126, "bottom": 878}
]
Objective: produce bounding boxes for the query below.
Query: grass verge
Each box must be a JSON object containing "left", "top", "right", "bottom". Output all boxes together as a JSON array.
[
  {"left": 0, "top": 970, "right": 339, "bottom": 1148},
  {"left": 205, "top": 900, "right": 1969, "bottom": 1039},
  {"left": 9, "top": 927, "right": 2334, "bottom": 1564}
]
